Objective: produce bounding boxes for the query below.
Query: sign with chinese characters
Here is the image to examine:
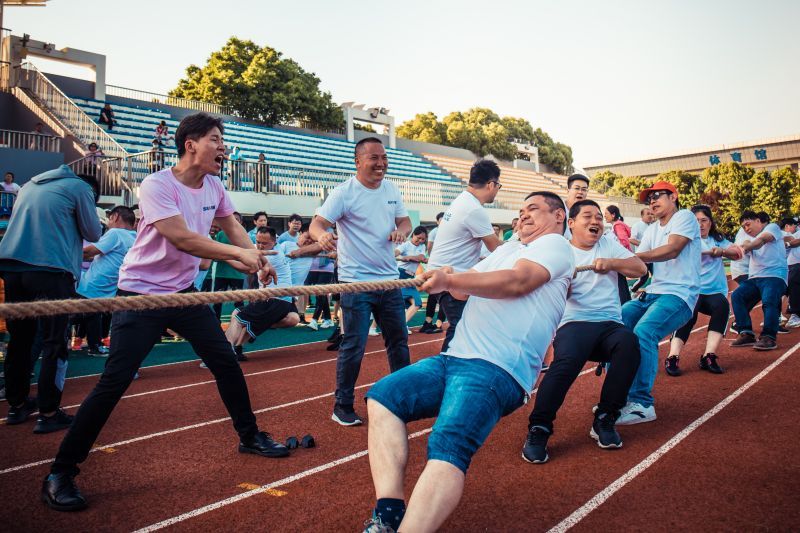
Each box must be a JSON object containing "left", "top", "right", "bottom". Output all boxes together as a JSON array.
[
  {"left": 730, "top": 152, "right": 742, "bottom": 163},
  {"left": 754, "top": 148, "right": 768, "bottom": 161},
  {"left": 709, "top": 155, "right": 720, "bottom": 165}
]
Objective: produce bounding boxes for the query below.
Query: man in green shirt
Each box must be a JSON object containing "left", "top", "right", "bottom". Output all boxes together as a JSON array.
[
  {"left": 212, "top": 212, "right": 246, "bottom": 326},
  {"left": 503, "top": 217, "right": 518, "bottom": 241}
]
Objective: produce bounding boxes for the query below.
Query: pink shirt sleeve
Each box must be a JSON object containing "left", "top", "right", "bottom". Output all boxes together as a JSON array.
[{"left": 139, "top": 175, "right": 181, "bottom": 224}]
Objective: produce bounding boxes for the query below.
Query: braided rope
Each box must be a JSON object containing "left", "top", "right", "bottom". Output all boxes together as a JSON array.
[{"left": 0, "top": 265, "right": 598, "bottom": 320}]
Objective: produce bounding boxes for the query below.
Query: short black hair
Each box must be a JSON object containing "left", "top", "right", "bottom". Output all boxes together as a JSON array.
[
  {"left": 412, "top": 225, "right": 428, "bottom": 237},
  {"left": 253, "top": 211, "right": 268, "bottom": 222},
  {"left": 354, "top": 137, "right": 383, "bottom": 156},
  {"left": 526, "top": 191, "right": 567, "bottom": 232},
  {"left": 4, "top": 171, "right": 14, "bottom": 179},
  {"left": 436, "top": 212, "right": 445, "bottom": 221},
  {"left": 256, "top": 226, "right": 277, "bottom": 239},
  {"left": 469, "top": 159, "right": 501, "bottom": 186},
  {"left": 569, "top": 199, "right": 601, "bottom": 219},
  {"left": 756, "top": 211, "right": 770, "bottom": 223},
  {"left": 779, "top": 217, "right": 797, "bottom": 229},
  {"left": 288, "top": 213, "right": 302, "bottom": 223},
  {"left": 175, "top": 113, "right": 224, "bottom": 158},
  {"left": 300, "top": 222, "right": 310, "bottom": 233},
  {"left": 606, "top": 204, "right": 624, "bottom": 222},
  {"left": 109, "top": 205, "right": 136, "bottom": 227},
  {"left": 739, "top": 210, "right": 758, "bottom": 223},
  {"left": 567, "top": 173, "right": 590, "bottom": 189}
]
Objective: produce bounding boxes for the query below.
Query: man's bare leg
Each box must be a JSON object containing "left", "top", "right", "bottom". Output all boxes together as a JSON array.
[
  {"left": 400, "top": 459, "right": 465, "bottom": 532},
  {"left": 367, "top": 399, "right": 408, "bottom": 499}
]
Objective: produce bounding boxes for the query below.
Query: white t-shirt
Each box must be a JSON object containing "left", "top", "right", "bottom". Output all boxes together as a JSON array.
[
  {"left": 395, "top": 240, "right": 426, "bottom": 276},
  {"left": 262, "top": 246, "right": 294, "bottom": 302},
  {"left": 637, "top": 209, "right": 701, "bottom": 310},
  {"left": 428, "top": 191, "right": 493, "bottom": 272},
  {"left": 630, "top": 220, "right": 650, "bottom": 251},
  {"left": 428, "top": 226, "right": 438, "bottom": 243},
  {"left": 445, "top": 234, "right": 574, "bottom": 393},
  {"left": 730, "top": 227, "right": 750, "bottom": 279},
  {"left": 699, "top": 236, "right": 732, "bottom": 296},
  {"left": 748, "top": 223, "right": 788, "bottom": 281},
  {"left": 316, "top": 177, "right": 408, "bottom": 282},
  {"left": 560, "top": 235, "right": 634, "bottom": 326},
  {"left": 788, "top": 230, "right": 800, "bottom": 267},
  {"left": 562, "top": 198, "right": 572, "bottom": 240}
]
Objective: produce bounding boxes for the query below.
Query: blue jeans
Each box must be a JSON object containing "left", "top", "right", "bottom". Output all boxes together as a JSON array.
[
  {"left": 731, "top": 277, "right": 787, "bottom": 339},
  {"left": 366, "top": 354, "right": 526, "bottom": 473},
  {"left": 337, "top": 288, "right": 410, "bottom": 407},
  {"left": 622, "top": 293, "right": 693, "bottom": 408}
]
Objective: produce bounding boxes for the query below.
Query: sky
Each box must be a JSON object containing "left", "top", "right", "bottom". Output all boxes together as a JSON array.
[{"left": 5, "top": 0, "right": 799, "bottom": 167}]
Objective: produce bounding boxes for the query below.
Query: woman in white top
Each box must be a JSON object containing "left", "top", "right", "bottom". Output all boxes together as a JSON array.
[{"left": 666, "top": 205, "right": 742, "bottom": 376}]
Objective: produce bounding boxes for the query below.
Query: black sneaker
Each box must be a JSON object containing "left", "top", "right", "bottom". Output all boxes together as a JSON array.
[
  {"left": 41, "top": 472, "right": 87, "bottom": 512},
  {"left": 777, "top": 326, "right": 790, "bottom": 335},
  {"left": 754, "top": 336, "right": 777, "bottom": 351},
  {"left": 332, "top": 405, "right": 363, "bottom": 426},
  {"left": 521, "top": 426, "right": 550, "bottom": 464},
  {"left": 326, "top": 335, "right": 342, "bottom": 351},
  {"left": 7, "top": 397, "right": 37, "bottom": 425},
  {"left": 235, "top": 345, "right": 248, "bottom": 362},
  {"left": 418, "top": 322, "right": 433, "bottom": 334},
  {"left": 700, "top": 353, "right": 725, "bottom": 374},
  {"left": 33, "top": 409, "right": 73, "bottom": 434},
  {"left": 429, "top": 326, "right": 443, "bottom": 334},
  {"left": 590, "top": 411, "right": 622, "bottom": 449},
  {"left": 238, "top": 431, "right": 290, "bottom": 458},
  {"left": 731, "top": 332, "right": 756, "bottom": 347},
  {"left": 664, "top": 355, "right": 682, "bottom": 377},
  {"left": 327, "top": 328, "right": 342, "bottom": 342}
]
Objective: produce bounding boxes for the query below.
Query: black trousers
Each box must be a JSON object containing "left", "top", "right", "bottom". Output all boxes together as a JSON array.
[
  {"left": 2, "top": 271, "right": 74, "bottom": 413},
  {"left": 673, "top": 293, "right": 730, "bottom": 343},
  {"left": 788, "top": 264, "right": 800, "bottom": 316},
  {"left": 306, "top": 271, "right": 334, "bottom": 321},
  {"left": 212, "top": 277, "right": 245, "bottom": 322},
  {"left": 51, "top": 290, "right": 259, "bottom": 476},
  {"left": 439, "top": 291, "right": 467, "bottom": 352},
  {"left": 424, "top": 292, "right": 446, "bottom": 322},
  {"left": 528, "top": 321, "right": 640, "bottom": 433},
  {"left": 617, "top": 274, "right": 632, "bottom": 304}
]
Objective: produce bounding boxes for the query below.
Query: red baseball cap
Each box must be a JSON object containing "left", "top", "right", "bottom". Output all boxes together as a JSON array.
[{"left": 639, "top": 181, "right": 678, "bottom": 204}]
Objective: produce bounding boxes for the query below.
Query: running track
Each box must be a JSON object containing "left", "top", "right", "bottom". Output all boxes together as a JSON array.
[{"left": 1, "top": 296, "right": 798, "bottom": 531}]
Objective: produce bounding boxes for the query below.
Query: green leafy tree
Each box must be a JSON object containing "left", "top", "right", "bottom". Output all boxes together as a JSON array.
[
  {"left": 396, "top": 112, "right": 445, "bottom": 144},
  {"left": 589, "top": 170, "right": 624, "bottom": 194},
  {"left": 171, "top": 37, "right": 343, "bottom": 130},
  {"left": 611, "top": 176, "right": 653, "bottom": 199},
  {"left": 701, "top": 162, "right": 756, "bottom": 234},
  {"left": 353, "top": 123, "right": 376, "bottom": 133},
  {"left": 751, "top": 166, "right": 800, "bottom": 220},
  {"left": 441, "top": 108, "right": 516, "bottom": 160}
]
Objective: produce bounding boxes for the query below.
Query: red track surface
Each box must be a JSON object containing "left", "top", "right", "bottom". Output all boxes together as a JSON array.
[{"left": 2, "top": 296, "right": 799, "bottom": 532}]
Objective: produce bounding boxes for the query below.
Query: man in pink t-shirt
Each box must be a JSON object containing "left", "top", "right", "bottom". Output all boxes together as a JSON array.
[{"left": 44, "top": 113, "right": 290, "bottom": 513}]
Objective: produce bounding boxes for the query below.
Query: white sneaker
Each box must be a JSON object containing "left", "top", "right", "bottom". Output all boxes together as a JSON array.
[
  {"left": 787, "top": 314, "right": 800, "bottom": 328},
  {"left": 320, "top": 319, "right": 334, "bottom": 329},
  {"left": 780, "top": 314, "right": 789, "bottom": 325},
  {"left": 368, "top": 327, "right": 379, "bottom": 337},
  {"left": 407, "top": 327, "right": 413, "bottom": 335},
  {"left": 306, "top": 319, "right": 319, "bottom": 331},
  {"left": 616, "top": 402, "right": 657, "bottom": 425}
]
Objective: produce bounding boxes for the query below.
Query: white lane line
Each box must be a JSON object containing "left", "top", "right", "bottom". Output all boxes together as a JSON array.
[
  {"left": 132, "top": 368, "right": 601, "bottom": 531},
  {"left": 133, "top": 428, "right": 433, "bottom": 532},
  {"left": 0, "top": 338, "right": 444, "bottom": 421},
  {"left": 548, "top": 339, "right": 800, "bottom": 533}
]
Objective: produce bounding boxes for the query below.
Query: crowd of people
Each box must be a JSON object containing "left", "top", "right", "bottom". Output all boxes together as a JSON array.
[{"left": 0, "top": 112, "right": 797, "bottom": 531}]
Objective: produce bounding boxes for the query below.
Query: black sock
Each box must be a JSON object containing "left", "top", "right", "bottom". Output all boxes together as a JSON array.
[{"left": 375, "top": 498, "right": 405, "bottom": 530}]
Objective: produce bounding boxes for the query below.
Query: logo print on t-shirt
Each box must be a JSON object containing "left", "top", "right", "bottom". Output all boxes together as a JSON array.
[{"left": 202, "top": 205, "right": 217, "bottom": 212}]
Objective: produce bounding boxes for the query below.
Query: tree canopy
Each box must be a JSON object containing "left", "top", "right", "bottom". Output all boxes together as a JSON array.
[
  {"left": 397, "top": 108, "right": 574, "bottom": 174},
  {"left": 170, "top": 37, "right": 344, "bottom": 130}
]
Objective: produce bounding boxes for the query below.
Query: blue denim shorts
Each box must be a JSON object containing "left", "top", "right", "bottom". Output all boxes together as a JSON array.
[
  {"left": 399, "top": 269, "right": 422, "bottom": 307},
  {"left": 366, "top": 354, "right": 526, "bottom": 473}
]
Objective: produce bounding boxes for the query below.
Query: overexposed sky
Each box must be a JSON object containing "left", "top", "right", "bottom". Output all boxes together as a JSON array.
[{"left": 6, "top": 0, "right": 799, "bottom": 166}]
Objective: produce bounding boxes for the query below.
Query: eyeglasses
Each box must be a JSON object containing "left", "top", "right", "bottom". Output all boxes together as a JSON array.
[
  {"left": 489, "top": 180, "right": 502, "bottom": 189},
  {"left": 646, "top": 190, "right": 671, "bottom": 204}
]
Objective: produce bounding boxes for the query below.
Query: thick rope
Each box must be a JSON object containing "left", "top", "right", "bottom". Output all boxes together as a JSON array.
[{"left": 0, "top": 265, "right": 599, "bottom": 320}]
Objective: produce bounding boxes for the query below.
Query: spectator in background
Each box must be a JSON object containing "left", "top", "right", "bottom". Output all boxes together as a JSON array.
[
  {"left": 228, "top": 146, "right": 244, "bottom": 188},
  {"left": 148, "top": 139, "right": 165, "bottom": 174},
  {"left": 256, "top": 152, "right": 268, "bottom": 192},
  {"left": 84, "top": 143, "right": 105, "bottom": 177},
  {"left": 278, "top": 213, "right": 303, "bottom": 244},
  {"left": 605, "top": 204, "right": 633, "bottom": 303},
  {"left": 3, "top": 171, "right": 21, "bottom": 195},
  {"left": 629, "top": 207, "right": 655, "bottom": 294},
  {"left": 76, "top": 206, "right": 137, "bottom": 356},
  {"left": 199, "top": 223, "right": 221, "bottom": 292},
  {"left": 98, "top": 104, "right": 115, "bottom": 131},
  {"left": 248, "top": 211, "right": 268, "bottom": 243},
  {"left": 212, "top": 212, "right": 247, "bottom": 334},
  {"left": 0, "top": 165, "right": 102, "bottom": 434},
  {"left": 420, "top": 211, "right": 446, "bottom": 334},
  {"left": 154, "top": 120, "right": 173, "bottom": 144},
  {"left": 30, "top": 122, "right": 50, "bottom": 150},
  {"left": 504, "top": 217, "right": 519, "bottom": 240}
]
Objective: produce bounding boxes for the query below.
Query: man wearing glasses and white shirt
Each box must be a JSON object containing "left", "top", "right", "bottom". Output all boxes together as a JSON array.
[{"left": 427, "top": 160, "right": 503, "bottom": 352}]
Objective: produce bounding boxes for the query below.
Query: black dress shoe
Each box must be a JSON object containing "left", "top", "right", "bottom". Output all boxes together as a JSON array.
[
  {"left": 239, "top": 431, "right": 290, "bottom": 458},
  {"left": 41, "top": 473, "right": 87, "bottom": 512}
]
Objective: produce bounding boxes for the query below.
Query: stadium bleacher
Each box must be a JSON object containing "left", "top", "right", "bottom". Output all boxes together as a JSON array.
[{"left": 70, "top": 97, "right": 459, "bottom": 184}]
